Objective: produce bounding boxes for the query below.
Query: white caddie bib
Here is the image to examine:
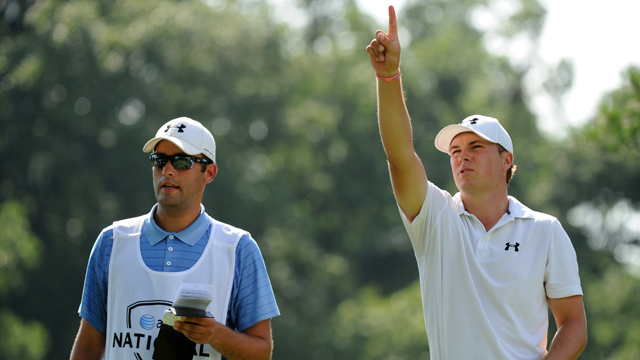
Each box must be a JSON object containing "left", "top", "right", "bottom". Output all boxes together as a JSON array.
[{"left": 104, "top": 215, "right": 244, "bottom": 360}]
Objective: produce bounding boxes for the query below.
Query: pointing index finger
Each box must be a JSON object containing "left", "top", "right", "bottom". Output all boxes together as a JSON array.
[{"left": 387, "top": 5, "right": 398, "bottom": 39}]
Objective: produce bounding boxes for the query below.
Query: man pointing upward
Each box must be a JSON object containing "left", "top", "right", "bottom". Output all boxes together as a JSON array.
[{"left": 366, "top": 6, "right": 587, "bottom": 360}]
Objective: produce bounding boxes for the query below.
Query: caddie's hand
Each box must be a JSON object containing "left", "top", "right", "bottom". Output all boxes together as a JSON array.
[
  {"left": 174, "top": 316, "right": 218, "bottom": 345},
  {"left": 366, "top": 5, "right": 401, "bottom": 78}
]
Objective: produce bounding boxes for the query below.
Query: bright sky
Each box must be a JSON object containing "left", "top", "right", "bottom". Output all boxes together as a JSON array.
[{"left": 356, "top": 0, "right": 640, "bottom": 137}]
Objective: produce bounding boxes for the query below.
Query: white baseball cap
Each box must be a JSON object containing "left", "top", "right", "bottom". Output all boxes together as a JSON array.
[
  {"left": 434, "top": 115, "right": 513, "bottom": 155},
  {"left": 142, "top": 117, "right": 216, "bottom": 163}
]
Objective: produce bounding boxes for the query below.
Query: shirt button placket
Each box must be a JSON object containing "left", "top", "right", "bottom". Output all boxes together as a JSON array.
[
  {"left": 165, "top": 235, "right": 175, "bottom": 269},
  {"left": 477, "top": 236, "right": 489, "bottom": 260}
]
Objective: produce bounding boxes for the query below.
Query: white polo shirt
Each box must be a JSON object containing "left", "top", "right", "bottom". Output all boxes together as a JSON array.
[{"left": 402, "top": 181, "right": 582, "bottom": 360}]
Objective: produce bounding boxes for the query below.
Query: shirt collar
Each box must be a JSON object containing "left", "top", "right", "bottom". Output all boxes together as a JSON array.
[
  {"left": 452, "top": 192, "right": 536, "bottom": 219},
  {"left": 505, "top": 196, "right": 537, "bottom": 219},
  {"left": 142, "top": 204, "right": 211, "bottom": 246}
]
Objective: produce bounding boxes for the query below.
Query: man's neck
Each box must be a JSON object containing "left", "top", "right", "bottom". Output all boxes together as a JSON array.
[
  {"left": 461, "top": 190, "right": 510, "bottom": 232},
  {"left": 154, "top": 205, "right": 201, "bottom": 233}
]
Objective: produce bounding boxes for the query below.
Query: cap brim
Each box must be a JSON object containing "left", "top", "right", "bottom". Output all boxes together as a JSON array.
[
  {"left": 434, "top": 125, "right": 499, "bottom": 154},
  {"left": 142, "top": 136, "right": 201, "bottom": 155}
]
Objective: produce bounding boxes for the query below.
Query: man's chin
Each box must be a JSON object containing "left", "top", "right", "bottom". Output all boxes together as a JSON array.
[
  {"left": 156, "top": 197, "right": 182, "bottom": 208},
  {"left": 457, "top": 181, "right": 481, "bottom": 193}
]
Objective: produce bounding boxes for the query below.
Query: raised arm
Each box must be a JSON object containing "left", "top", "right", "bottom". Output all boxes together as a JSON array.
[{"left": 366, "top": 6, "right": 427, "bottom": 221}]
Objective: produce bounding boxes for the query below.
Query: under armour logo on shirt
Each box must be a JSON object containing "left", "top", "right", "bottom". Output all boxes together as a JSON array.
[
  {"left": 165, "top": 124, "right": 187, "bottom": 133},
  {"left": 505, "top": 242, "right": 520, "bottom": 252}
]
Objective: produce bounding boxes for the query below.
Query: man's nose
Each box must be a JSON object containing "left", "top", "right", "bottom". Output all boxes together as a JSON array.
[
  {"left": 458, "top": 149, "right": 470, "bottom": 162},
  {"left": 162, "top": 160, "right": 176, "bottom": 175}
]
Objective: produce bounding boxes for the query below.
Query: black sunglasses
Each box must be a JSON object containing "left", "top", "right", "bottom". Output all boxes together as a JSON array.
[{"left": 150, "top": 153, "right": 212, "bottom": 170}]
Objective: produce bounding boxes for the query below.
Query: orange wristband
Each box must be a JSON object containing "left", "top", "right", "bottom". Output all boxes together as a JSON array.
[{"left": 376, "top": 68, "right": 402, "bottom": 82}]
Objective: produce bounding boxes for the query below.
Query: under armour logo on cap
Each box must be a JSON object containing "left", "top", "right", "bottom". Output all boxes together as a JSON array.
[
  {"left": 505, "top": 242, "right": 520, "bottom": 252},
  {"left": 460, "top": 117, "right": 478, "bottom": 125},
  {"left": 165, "top": 124, "right": 187, "bottom": 133}
]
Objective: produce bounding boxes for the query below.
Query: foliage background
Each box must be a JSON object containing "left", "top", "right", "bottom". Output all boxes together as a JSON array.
[{"left": 1, "top": 0, "right": 639, "bottom": 358}]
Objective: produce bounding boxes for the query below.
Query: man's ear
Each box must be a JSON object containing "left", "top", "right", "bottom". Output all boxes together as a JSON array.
[
  {"left": 204, "top": 163, "right": 218, "bottom": 184},
  {"left": 502, "top": 152, "right": 514, "bottom": 170}
]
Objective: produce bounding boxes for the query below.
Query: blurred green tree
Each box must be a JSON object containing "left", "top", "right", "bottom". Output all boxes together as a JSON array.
[
  {"left": 329, "top": 281, "right": 429, "bottom": 360},
  {"left": 0, "top": 201, "right": 49, "bottom": 360}
]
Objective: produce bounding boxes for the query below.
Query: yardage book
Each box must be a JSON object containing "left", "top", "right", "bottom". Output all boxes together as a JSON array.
[{"left": 162, "top": 283, "right": 214, "bottom": 326}]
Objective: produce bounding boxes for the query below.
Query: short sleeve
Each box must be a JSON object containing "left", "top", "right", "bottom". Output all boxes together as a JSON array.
[
  {"left": 227, "top": 234, "right": 280, "bottom": 332},
  {"left": 78, "top": 227, "right": 114, "bottom": 333},
  {"left": 400, "top": 181, "right": 457, "bottom": 258},
  {"left": 544, "top": 220, "right": 583, "bottom": 299}
]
